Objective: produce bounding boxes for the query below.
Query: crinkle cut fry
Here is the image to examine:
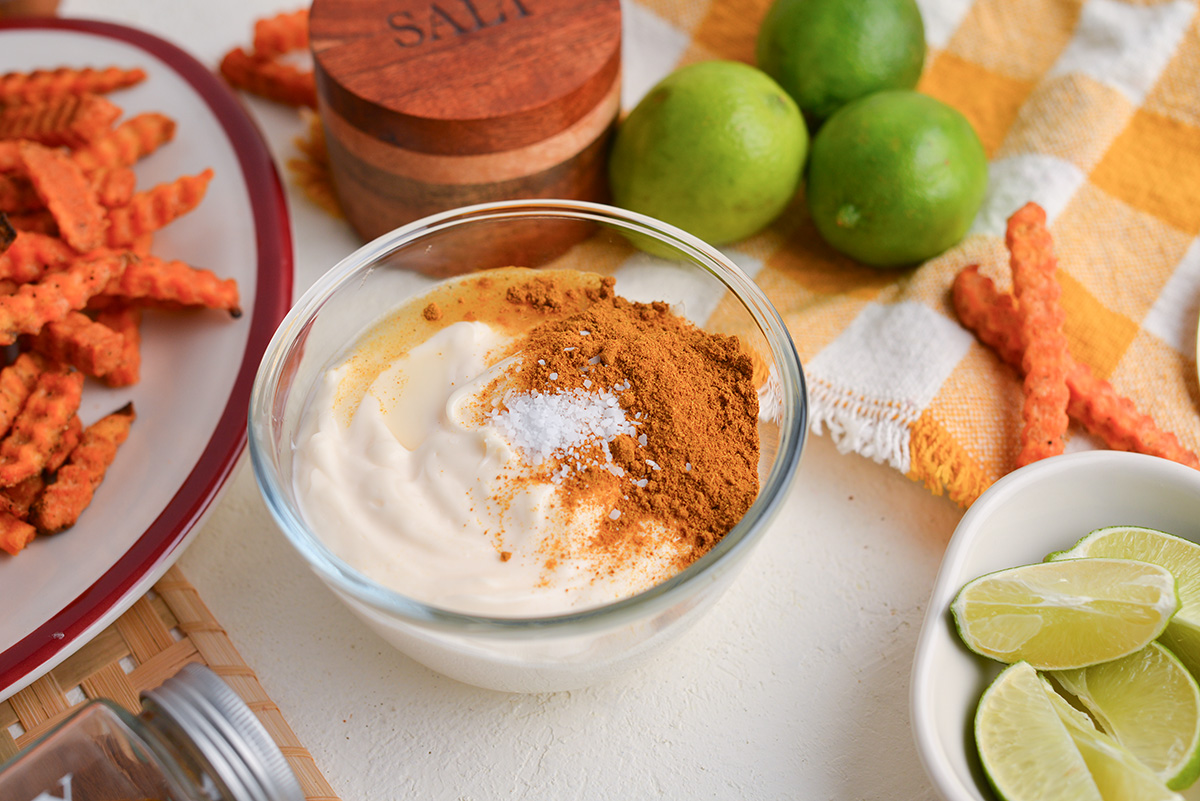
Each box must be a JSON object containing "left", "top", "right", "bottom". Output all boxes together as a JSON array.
[
  {"left": 29, "top": 310, "right": 125, "bottom": 378},
  {"left": 71, "top": 112, "right": 177, "bottom": 173},
  {"left": 104, "top": 168, "right": 213, "bottom": 248},
  {"left": 953, "top": 265, "right": 1200, "bottom": 469},
  {"left": 1007, "top": 202, "right": 1071, "bottom": 468},
  {"left": 0, "top": 251, "right": 127, "bottom": 345},
  {"left": 0, "top": 367, "right": 83, "bottom": 488},
  {"left": 0, "top": 93, "right": 122, "bottom": 148},
  {"left": 92, "top": 303, "right": 141, "bottom": 387},
  {"left": 0, "top": 412, "right": 80, "bottom": 521},
  {"left": 0, "top": 510, "right": 35, "bottom": 555},
  {"left": 31, "top": 402, "right": 134, "bottom": 533},
  {"left": 0, "top": 66, "right": 146, "bottom": 104},
  {"left": 253, "top": 8, "right": 309, "bottom": 56},
  {"left": 2, "top": 168, "right": 136, "bottom": 213},
  {"left": 107, "top": 253, "right": 240, "bottom": 315},
  {"left": 0, "top": 474, "right": 43, "bottom": 520},
  {"left": 19, "top": 141, "right": 108, "bottom": 252},
  {"left": 0, "top": 351, "right": 45, "bottom": 435},
  {"left": 219, "top": 47, "right": 316, "bottom": 108}
]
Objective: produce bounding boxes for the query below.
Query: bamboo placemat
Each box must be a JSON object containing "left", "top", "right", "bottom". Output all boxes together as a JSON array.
[{"left": 0, "top": 565, "right": 338, "bottom": 800}]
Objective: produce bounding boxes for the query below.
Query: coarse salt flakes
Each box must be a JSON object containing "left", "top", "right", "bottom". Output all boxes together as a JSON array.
[{"left": 491, "top": 387, "right": 636, "bottom": 467}]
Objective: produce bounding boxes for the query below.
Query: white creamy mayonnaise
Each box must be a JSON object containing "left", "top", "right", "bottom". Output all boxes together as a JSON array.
[{"left": 292, "top": 319, "right": 686, "bottom": 617}]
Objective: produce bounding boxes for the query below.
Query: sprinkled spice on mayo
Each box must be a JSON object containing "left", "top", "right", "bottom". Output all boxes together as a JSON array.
[{"left": 292, "top": 268, "right": 759, "bottom": 616}]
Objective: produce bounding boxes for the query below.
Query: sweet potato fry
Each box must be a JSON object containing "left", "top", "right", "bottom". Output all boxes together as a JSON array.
[
  {"left": 288, "top": 112, "right": 343, "bottom": 217},
  {"left": 31, "top": 402, "right": 133, "bottom": 533},
  {"left": 0, "top": 352, "right": 45, "bottom": 435},
  {"left": 89, "top": 167, "right": 136, "bottom": 209},
  {"left": 0, "top": 511, "right": 35, "bottom": 555},
  {"left": 0, "top": 212, "right": 13, "bottom": 256},
  {"left": 0, "top": 474, "right": 43, "bottom": 520},
  {"left": 252, "top": 9, "right": 309, "bottom": 56},
  {"left": 0, "top": 414, "right": 84, "bottom": 522},
  {"left": 104, "top": 168, "right": 213, "bottom": 248},
  {"left": 0, "top": 167, "right": 133, "bottom": 214},
  {"left": 219, "top": 47, "right": 316, "bottom": 108},
  {"left": 106, "top": 253, "right": 240, "bottom": 315},
  {"left": 953, "top": 265, "right": 1200, "bottom": 469},
  {"left": 1006, "top": 203, "right": 1071, "bottom": 468},
  {"left": 29, "top": 310, "right": 124, "bottom": 377},
  {"left": 0, "top": 93, "right": 121, "bottom": 148},
  {"left": 0, "top": 252, "right": 127, "bottom": 345},
  {"left": 19, "top": 141, "right": 107, "bottom": 252},
  {"left": 0, "top": 230, "right": 75, "bottom": 282},
  {"left": 0, "top": 366, "right": 83, "bottom": 488},
  {"left": 71, "top": 112, "right": 176, "bottom": 173},
  {"left": 92, "top": 303, "right": 141, "bottom": 387},
  {"left": 0, "top": 66, "right": 146, "bottom": 105}
]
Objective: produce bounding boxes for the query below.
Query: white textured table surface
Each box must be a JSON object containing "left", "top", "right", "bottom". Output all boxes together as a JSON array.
[{"left": 54, "top": 2, "right": 966, "bottom": 798}]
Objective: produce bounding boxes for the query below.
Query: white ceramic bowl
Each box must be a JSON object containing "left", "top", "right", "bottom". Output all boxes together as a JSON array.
[
  {"left": 249, "top": 199, "right": 807, "bottom": 693},
  {"left": 911, "top": 450, "right": 1200, "bottom": 800}
]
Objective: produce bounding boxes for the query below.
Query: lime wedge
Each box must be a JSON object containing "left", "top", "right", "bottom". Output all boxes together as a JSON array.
[
  {"left": 1049, "top": 526, "right": 1200, "bottom": 678},
  {"left": 976, "top": 662, "right": 1102, "bottom": 801},
  {"left": 951, "top": 558, "right": 1179, "bottom": 670},
  {"left": 975, "top": 662, "right": 1182, "bottom": 801},
  {"left": 1052, "top": 642, "right": 1200, "bottom": 790},
  {"left": 1042, "top": 675, "right": 1182, "bottom": 801}
]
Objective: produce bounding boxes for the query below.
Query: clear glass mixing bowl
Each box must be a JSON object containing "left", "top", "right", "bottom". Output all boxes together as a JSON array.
[{"left": 248, "top": 199, "right": 807, "bottom": 692}]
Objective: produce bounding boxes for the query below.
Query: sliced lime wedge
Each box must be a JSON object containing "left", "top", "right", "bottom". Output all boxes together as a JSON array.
[
  {"left": 951, "top": 558, "right": 1179, "bottom": 670},
  {"left": 1050, "top": 525, "right": 1200, "bottom": 678},
  {"left": 975, "top": 662, "right": 1101, "bottom": 801},
  {"left": 1042, "top": 675, "right": 1182, "bottom": 800},
  {"left": 1052, "top": 642, "right": 1200, "bottom": 790}
]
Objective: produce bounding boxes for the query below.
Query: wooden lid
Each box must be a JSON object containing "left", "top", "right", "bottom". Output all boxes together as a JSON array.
[{"left": 310, "top": 0, "right": 622, "bottom": 157}]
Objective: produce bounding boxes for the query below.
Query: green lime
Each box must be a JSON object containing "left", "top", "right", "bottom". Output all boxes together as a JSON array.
[
  {"left": 805, "top": 89, "right": 988, "bottom": 268},
  {"left": 975, "top": 662, "right": 1180, "bottom": 801},
  {"left": 1049, "top": 526, "right": 1200, "bottom": 680},
  {"left": 1052, "top": 642, "right": 1200, "bottom": 790},
  {"left": 975, "top": 662, "right": 1104, "bottom": 801},
  {"left": 950, "top": 558, "right": 1179, "bottom": 670},
  {"left": 608, "top": 60, "right": 807, "bottom": 248},
  {"left": 756, "top": 0, "right": 926, "bottom": 125},
  {"left": 1042, "top": 673, "right": 1181, "bottom": 801}
]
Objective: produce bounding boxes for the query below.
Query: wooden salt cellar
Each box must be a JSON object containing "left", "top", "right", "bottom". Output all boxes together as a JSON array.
[{"left": 309, "top": 0, "right": 622, "bottom": 256}]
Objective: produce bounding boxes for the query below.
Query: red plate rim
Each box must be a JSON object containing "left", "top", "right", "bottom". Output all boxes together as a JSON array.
[{"left": 0, "top": 17, "right": 294, "bottom": 697}]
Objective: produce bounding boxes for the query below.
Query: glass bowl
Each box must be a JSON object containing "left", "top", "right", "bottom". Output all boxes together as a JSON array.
[{"left": 248, "top": 199, "right": 807, "bottom": 693}]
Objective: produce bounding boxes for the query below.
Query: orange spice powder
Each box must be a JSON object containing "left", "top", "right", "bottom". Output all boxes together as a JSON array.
[{"left": 487, "top": 273, "right": 761, "bottom": 584}]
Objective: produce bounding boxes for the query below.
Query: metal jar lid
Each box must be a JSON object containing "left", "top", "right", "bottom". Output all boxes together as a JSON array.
[{"left": 142, "top": 662, "right": 304, "bottom": 801}]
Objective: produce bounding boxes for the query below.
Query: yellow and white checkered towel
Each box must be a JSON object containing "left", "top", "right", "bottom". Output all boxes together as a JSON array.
[{"left": 626, "top": 0, "right": 1200, "bottom": 506}]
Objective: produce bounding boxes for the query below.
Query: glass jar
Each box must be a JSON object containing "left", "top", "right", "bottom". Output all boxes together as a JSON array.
[{"left": 0, "top": 662, "right": 304, "bottom": 801}]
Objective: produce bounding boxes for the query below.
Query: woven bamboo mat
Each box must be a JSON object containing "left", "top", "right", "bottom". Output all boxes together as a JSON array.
[{"left": 0, "top": 565, "right": 338, "bottom": 800}]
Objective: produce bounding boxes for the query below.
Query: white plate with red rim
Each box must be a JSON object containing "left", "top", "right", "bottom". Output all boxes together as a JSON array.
[{"left": 0, "top": 18, "right": 292, "bottom": 700}]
